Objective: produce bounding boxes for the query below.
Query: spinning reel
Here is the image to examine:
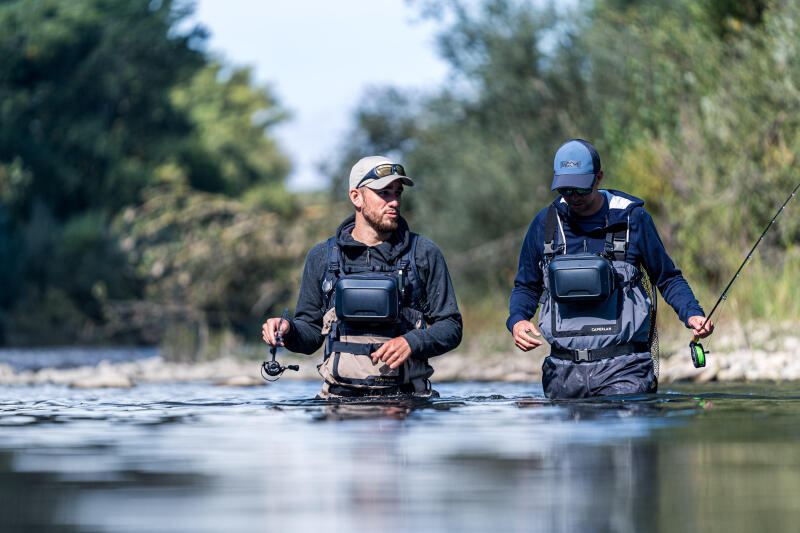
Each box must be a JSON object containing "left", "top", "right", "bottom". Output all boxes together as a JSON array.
[{"left": 261, "top": 309, "right": 299, "bottom": 382}]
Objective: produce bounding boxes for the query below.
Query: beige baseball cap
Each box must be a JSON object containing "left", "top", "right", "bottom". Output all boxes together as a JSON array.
[{"left": 348, "top": 156, "right": 415, "bottom": 191}]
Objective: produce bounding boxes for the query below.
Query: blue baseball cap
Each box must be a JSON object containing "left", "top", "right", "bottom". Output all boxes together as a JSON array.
[{"left": 551, "top": 139, "right": 601, "bottom": 190}]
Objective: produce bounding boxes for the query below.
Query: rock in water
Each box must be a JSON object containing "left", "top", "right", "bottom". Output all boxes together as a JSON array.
[
  {"left": 69, "top": 374, "right": 135, "bottom": 389},
  {"left": 213, "top": 375, "right": 265, "bottom": 387}
]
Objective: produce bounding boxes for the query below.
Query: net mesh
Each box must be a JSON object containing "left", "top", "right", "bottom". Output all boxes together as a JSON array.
[{"left": 640, "top": 266, "right": 659, "bottom": 377}]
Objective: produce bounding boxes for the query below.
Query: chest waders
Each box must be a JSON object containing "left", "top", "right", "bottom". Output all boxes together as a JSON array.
[
  {"left": 316, "top": 234, "right": 433, "bottom": 398},
  {"left": 539, "top": 206, "right": 655, "bottom": 363}
]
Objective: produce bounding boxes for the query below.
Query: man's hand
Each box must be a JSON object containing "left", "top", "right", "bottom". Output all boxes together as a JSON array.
[
  {"left": 371, "top": 337, "right": 412, "bottom": 369},
  {"left": 262, "top": 318, "right": 290, "bottom": 347},
  {"left": 512, "top": 320, "right": 543, "bottom": 351},
  {"left": 688, "top": 315, "right": 714, "bottom": 338}
]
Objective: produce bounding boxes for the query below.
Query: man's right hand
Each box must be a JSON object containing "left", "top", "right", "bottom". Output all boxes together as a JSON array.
[
  {"left": 512, "top": 320, "right": 543, "bottom": 352},
  {"left": 262, "top": 318, "right": 290, "bottom": 347}
]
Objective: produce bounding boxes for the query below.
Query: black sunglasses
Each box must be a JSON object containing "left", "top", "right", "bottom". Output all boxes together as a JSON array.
[
  {"left": 356, "top": 163, "right": 406, "bottom": 188},
  {"left": 557, "top": 174, "right": 597, "bottom": 197},
  {"left": 557, "top": 186, "right": 593, "bottom": 197}
]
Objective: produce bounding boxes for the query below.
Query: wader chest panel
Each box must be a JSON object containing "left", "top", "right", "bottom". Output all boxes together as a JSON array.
[
  {"left": 539, "top": 205, "right": 652, "bottom": 354},
  {"left": 317, "top": 234, "right": 432, "bottom": 395}
]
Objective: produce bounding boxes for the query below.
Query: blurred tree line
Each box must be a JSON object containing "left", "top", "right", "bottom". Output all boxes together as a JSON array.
[
  {"left": 0, "top": 0, "right": 338, "bottom": 350},
  {"left": 2, "top": 0, "right": 799, "bottom": 352},
  {"left": 332, "top": 0, "right": 800, "bottom": 332}
]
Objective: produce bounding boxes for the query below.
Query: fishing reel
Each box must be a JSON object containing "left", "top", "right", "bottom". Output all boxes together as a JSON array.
[
  {"left": 689, "top": 339, "right": 707, "bottom": 368},
  {"left": 261, "top": 309, "right": 300, "bottom": 382},
  {"left": 261, "top": 359, "right": 299, "bottom": 381}
]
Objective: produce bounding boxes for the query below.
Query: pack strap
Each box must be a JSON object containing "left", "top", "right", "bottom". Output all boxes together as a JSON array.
[
  {"left": 549, "top": 342, "right": 649, "bottom": 362},
  {"left": 341, "top": 264, "right": 397, "bottom": 274},
  {"left": 325, "top": 236, "right": 340, "bottom": 273},
  {"left": 321, "top": 237, "right": 339, "bottom": 307},
  {"left": 328, "top": 341, "right": 384, "bottom": 356},
  {"left": 543, "top": 205, "right": 559, "bottom": 257},
  {"left": 603, "top": 215, "right": 629, "bottom": 261}
]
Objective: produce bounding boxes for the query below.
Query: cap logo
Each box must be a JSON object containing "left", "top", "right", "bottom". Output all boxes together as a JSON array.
[{"left": 561, "top": 160, "right": 581, "bottom": 168}]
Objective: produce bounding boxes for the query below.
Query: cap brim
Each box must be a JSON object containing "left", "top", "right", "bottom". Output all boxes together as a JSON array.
[
  {"left": 551, "top": 173, "right": 595, "bottom": 190},
  {"left": 361, "top": 175, "right": 415, "bottom": 190}
]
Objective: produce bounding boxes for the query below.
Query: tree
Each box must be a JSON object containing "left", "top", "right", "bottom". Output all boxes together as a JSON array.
[
  {"left": 171, "top": 62, "right": 291, "bottom": 199},
  {"left": 0, "top": 0, "right": 205, "bottom": 220},
  {"left": 0, "top": 0, "right": 297, "bottom": 345}
]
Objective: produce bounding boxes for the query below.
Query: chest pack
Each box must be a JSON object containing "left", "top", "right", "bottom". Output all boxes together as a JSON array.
[
  {"left": 316, "top": 234, "right": 432, "bottom": 395},
  {"left": 539, "top": 205, "right": 655, "bottom": 362}
]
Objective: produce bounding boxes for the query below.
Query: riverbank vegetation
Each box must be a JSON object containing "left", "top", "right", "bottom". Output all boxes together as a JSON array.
[
  {"left": 331, "top": 0, "right": 800, "bottom": 347},
  {"left": 1, "top": 0, "right": 798, "bottom": 360}
]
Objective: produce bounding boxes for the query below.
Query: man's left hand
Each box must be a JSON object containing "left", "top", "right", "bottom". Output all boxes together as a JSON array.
[
  {"left": 371, "top": 337, "right": 412, "bottom": 369},
  {"left": 688, "top": 315, "right": 714, "bottom": 338}
]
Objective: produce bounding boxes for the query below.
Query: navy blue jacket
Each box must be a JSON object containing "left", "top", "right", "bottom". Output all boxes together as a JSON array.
[
  {"left": 284, "top": 214, "right": 463, "bottom": 359},
  {"left": 507, "top": 190, "right": 704, "bottom": 331}
]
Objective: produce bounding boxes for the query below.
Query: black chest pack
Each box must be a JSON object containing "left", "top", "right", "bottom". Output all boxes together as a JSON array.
[
  {"left": 316, "top": 234, "right": 432, "bottom": 395},
  {"left": 542, "top": 205, "right": 628, "bottom": 302},
  {"left": 321, "top": 234, "right": 428, "bottom": 328}
]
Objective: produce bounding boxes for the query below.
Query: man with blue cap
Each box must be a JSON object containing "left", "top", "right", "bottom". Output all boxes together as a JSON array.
[{"left": 507, "top": 139, "right": 714, "bottom": 398}]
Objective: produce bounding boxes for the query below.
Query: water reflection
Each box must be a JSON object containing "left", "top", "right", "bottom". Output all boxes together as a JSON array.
[
  {"left": 1, "top": 382, "right": 800, "bottom": 532},
  {"left": 317, "top": 403, "right": 413, "bottom": 421}
]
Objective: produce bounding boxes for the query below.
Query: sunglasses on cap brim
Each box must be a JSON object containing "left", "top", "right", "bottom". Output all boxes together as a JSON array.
[{"left": 356, "top": 163, "right": 406, "bottom": 188}]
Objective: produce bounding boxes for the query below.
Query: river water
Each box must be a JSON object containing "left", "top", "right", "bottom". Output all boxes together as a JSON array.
[{"left": 1, "top": 378, "right": 799, "bottom": 532}]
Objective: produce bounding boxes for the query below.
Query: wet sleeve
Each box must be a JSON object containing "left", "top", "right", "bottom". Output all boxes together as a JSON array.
[
  {"left": 632, "top": 208, "right": 705, "bottom": 327},
  {"left": 283, "top": 243, "right": 327, "bottom": 355},
  {"left": 506, "top": 214, "right": 545, "bottom": 332},
  {"left": 402, "top": 238, "right": 463, "bottom": 359}
]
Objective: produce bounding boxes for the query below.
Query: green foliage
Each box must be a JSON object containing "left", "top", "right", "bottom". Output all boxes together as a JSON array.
[
  {"left": 171, "top": 62, "right": 291, "bottom": 196},
  {"left": 334, "top": 0, "right": 800, "bottom": 335},
  {"left": 0, "top": 0, "right": 205, "bottom": 219},
  {"left": 0, "top": 0, "right": 295, "bottom": 346},
  {"left": 111, "top": 182, "right": 327, "bottom": 343}
]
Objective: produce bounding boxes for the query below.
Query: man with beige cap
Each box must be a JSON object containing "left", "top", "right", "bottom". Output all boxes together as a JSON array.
[{"left": 263, "top": 156, "right": 462, "bottom": 398}]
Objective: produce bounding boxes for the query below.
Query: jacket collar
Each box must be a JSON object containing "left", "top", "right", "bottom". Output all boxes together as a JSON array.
[
  {"left": 334, "top": 214, "right": 412, "bottom": 264},
  {"left": 553, "top": 189, "right": 644, "bottom": 226}
]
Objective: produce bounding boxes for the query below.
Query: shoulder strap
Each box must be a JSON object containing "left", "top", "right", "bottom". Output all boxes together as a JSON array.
[
  {"left": 321, "top": 237, "right": 340, "bottom": 308},
  {"left": 399, "top": 232, "right": 417, "bottom": 271},
  {"left": 401, "top": 233, "right": 428, "bottom": 313},
  {"left": 603, "top": 214, "right": 629, "bottom": 261},
  {"left": 543, "top": 206, "right": 561, "bottom": 257}
]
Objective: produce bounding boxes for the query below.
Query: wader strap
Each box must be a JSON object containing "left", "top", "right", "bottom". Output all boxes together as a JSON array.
[
  {"left": 326, "top": 237, "right": 340, "bottom": 273},
  {"left": 328, "top": 341, "right": 384, "bottom": 356},
  {"left": 549, "top": 342, "right": 649, "bottom": 362},
  {"left": 604, "top": 215, "right": 631, "bottom": 261},
  {"left": 324, "top": 382, "right": 417, "bottom": 397},
  {"left": 543, "top": 206, "right": 560, "bottom": 257},
  {"left": 404, "top": 233, "right": 428, "bottom": 313},
  {"left": 321, "top": 237, "right": 340, "bottom": 308},
  {"left": 604, "top": 225, "right": 628, "bottom": 261},
  {"left": 342, "top": 264, "right": 396, "bottom": 274}
]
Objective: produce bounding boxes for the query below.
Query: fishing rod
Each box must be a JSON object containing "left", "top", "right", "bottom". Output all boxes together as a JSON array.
[
  {"left": 261, "top": 308, "right": 299, "bottom": 381},
  {"left": 690, "top": 180, "right": 800, "bottom": 368}
]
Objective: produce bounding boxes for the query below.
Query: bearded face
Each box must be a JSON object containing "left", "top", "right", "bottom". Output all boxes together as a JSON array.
[
  {"left": 359, "top": 184, "right": 403, "bottom": 234},
  {"left": 362, "top": 196, "right": 398, "bottom": 232}
]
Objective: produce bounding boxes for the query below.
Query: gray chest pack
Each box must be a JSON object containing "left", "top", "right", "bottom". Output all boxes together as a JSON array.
[
  {"left": 316, "top": 235, "right": 433, "bottom": 395},
  {"left": 539, "top": 206, "right": 655, "bottom": 362}
]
